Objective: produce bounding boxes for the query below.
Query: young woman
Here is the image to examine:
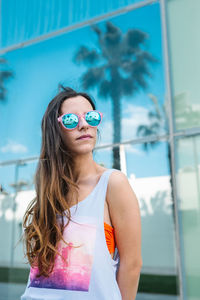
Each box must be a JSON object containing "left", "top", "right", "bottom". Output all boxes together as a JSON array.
[{"left": 21, "top": 86, "right": 142, "bottom": 300}]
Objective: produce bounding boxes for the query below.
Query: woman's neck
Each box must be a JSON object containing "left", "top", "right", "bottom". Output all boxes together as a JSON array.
[{"left": 72, "top": 153, "right": 98, "bottom": 183}]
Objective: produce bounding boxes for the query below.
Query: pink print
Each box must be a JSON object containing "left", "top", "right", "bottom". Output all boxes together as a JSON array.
[{"left": 29, "top": 221, "right": 97, "bottom": 291}]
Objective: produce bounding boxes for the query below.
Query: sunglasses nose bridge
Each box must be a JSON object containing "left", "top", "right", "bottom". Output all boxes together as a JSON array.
[{"left": 78, "top": 114, "right": 89, "bottom": 129}]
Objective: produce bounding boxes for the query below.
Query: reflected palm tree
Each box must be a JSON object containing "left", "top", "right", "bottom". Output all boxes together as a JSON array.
[
  {"left": 74, "top": 21, "right": 157, "bottom": 169},
  {"left": 151, "top": 191, "right": 172, "bottom": 215},
  {"left": 0, "top": 192, "right": 11, "bottom": 221},
  {"left": 137, "top": 93, "right": 167, "bottom": 150},
  {"left": 136, "top": 94, "right": 175, "bottom": 218},
  {"left": 0, "top": 57, "right": 13, "bottom": 102},
  {"left": 140, "top": 190, "right": 172, "bottom": 216}
]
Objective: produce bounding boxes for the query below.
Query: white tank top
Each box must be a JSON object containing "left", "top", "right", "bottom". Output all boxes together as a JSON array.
[{"left": 21, "top": 168, "right": 122, "bottom": 300}]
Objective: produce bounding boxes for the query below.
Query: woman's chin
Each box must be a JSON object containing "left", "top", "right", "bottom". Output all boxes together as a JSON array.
[{"left": 74, "top": 144, "right": 95, "bottom": 155}]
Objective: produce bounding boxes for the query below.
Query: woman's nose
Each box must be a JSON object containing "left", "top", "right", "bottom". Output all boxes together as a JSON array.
[{"left": 78, "top": 116, "right": 89, "bottom": 130}]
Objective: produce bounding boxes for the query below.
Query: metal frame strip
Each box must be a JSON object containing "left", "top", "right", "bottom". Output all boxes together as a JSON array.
[
  {"left": 0, "top": 0, "right": 157, "bottom": 55},
  {"left": 1, "top": 127, "right": 200, "bottom": 166},
  {"left": 160, "top": 0, "right": 184, "bottom": 299},
  {"left": 0, "top": 134, "right": 173, "bottom": 166}
]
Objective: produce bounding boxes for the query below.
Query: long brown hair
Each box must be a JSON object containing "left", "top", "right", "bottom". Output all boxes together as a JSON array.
[{"left": 22, "top": 86, "right": 97, "bottom": 277}]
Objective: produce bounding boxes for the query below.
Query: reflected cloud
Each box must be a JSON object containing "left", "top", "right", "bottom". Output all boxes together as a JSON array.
[
  {"left": 0, "top": 139, "right": 28, "bottom": 153},
  {"left": 125, "top": 144, "right": 144, "bottom": 155},
  {"left": 99, "top": 105, "right": 150, "bottom": 145},
  {"left": 123, "top": 103, "right": 149, "bottom": 117}
]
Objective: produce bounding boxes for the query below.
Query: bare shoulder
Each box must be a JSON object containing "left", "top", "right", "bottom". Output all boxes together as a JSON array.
[
  {"left": 108, "top": 169, "right": 129, "bottom": 185},
  {"left": 107, "top": 169, "right": 136, "bottom": 202},
  {"left": 106, "top": 169, "right": 140, "bottom": 219},
  {"left": 106, "top": 169, "right": 142, "bottom": 266}
]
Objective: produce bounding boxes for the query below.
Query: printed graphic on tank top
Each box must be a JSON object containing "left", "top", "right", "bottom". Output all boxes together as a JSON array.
[
  {"left": 29, "top": 219, "right": 97, "bottom": 291},
  {"left": 21, "top": 168, "right": 122, "bottom": 300}
]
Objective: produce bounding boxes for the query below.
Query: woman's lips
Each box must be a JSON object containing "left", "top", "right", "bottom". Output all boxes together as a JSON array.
[
  {"left": 79, "top": 136, "right": 91, "bottom": 140},
  {"left": 78, "top": 136, "right": 92, "bottom": 140}
]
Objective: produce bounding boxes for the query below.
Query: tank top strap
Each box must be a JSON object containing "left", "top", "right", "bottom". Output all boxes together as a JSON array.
[{"left": 92, "top": 168, "right": 117, "bottom": 224}]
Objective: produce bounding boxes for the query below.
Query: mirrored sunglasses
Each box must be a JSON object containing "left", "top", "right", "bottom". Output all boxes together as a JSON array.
[{"left": 57, "top": 110, "right": 103, "bottom": 130}]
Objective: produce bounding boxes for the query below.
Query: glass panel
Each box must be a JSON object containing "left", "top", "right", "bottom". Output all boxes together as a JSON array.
[
  {"left": 0, "top": 164, "right": 15, "bottom": 271},
  {"left": 123, "top": 142, "right": 179, "bottom": 296},
  {"left": 176, "top": 136, "right": 200, "bottom": 300},
  {"left": 1, "top": 0, "right": 145, "bottom": 48},
  {"left": 167, "top": 0, "right": 200, "bottom": 130},
  {"left": 0, "top": 161, "right": 37, "bottom": 300},
  {"left": 0, "top": 1, "right": 174, "bottom": 298},
  {"left": 95, "top": 142, "right": 179, "bottom": 298},
  {"left": 1, "top": 2, "right": 166, "bottom": 171}
]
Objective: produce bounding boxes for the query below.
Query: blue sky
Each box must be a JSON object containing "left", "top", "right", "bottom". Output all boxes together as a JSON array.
[{"left": 0, "top": 2, "right": 170, "bottom": 192}]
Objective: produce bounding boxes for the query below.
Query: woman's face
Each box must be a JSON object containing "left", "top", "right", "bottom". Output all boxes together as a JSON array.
[{"left": 59, "top": 96, "right": 98, "bottom": 155}]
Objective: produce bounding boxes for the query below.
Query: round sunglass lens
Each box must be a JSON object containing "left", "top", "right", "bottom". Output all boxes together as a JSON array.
[
  {"left": 62, "top": 113, "right": 78, "bottom": 129},
  {"left": 85, "top": 111, "right": 101, "bottom": 126}
]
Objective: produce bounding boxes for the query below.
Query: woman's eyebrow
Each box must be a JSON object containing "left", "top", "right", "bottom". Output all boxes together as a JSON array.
[
  {"left": 61, "top": 110, "right": 92, "bottom": 115},
  {"left": 73, "top": 111, "right": 91, "bottom": 114}
]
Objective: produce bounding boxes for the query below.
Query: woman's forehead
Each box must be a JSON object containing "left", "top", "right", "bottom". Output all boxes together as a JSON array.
[{"left": 61, "top": 96, "right": 93, "bottom": 113}]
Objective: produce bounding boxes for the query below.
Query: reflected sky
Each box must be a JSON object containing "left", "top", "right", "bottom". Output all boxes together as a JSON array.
[{"left": 0, "top": 2, "right": 168, "bottom": 190}]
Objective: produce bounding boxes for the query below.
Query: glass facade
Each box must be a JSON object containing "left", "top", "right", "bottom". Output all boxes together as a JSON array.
[
  {"left": 175, "top": 136, "right": 200, "bottom": 300},
  {"left": 167, "top": 0, "right": 200, "bottom": 299},
  {"left": 167, "top": 0, "right": 200, "bottom": 131},
  {"left": 0, "top": 0, "right": 199, "bottom": 299}
]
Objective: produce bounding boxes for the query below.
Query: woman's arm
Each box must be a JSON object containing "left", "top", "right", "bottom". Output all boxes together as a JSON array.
[{"left": 107, "top": 170, "right": 142, "bottom": 300}]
